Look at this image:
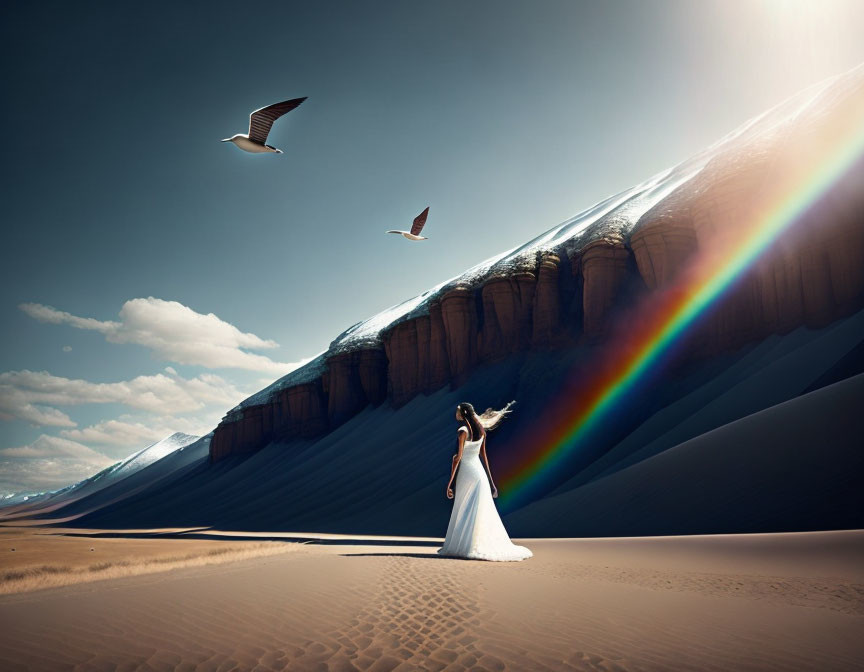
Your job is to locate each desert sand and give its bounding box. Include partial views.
[0,528,862,671]
[0,525,303,595]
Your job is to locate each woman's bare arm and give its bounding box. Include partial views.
[446,428,467,498]
[479,432,498,498]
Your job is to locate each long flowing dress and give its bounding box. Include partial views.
[438,433,532,562]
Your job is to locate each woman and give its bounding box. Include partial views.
[438,401,532,561]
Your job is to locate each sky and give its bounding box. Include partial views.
[2,0,864,496]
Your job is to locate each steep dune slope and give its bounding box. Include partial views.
[506,373,864,537]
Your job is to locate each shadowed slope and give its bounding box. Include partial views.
[507,373,864,537]
[64,311,864,536]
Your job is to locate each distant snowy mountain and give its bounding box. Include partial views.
[0,432,200,517]
[1,491,41,506]
[108,432,200,481]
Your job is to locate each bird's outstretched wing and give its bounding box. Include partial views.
[411,207,430,236]
[248,97,307,144]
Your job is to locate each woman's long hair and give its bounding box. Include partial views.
[458,400,516,439]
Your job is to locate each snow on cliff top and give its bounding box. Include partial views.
[235,64,863,412]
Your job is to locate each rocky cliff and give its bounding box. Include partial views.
[210,64,864,463]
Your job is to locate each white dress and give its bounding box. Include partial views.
[438,431,533,562]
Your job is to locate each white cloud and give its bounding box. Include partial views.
[0,400,75,428]
[0,434,110,462]
[19,303,117,333]
[20,298,310,375]
[0,369,246,426]
[60,413,218,452]
[59,419,180,449]
[5,296,314,495]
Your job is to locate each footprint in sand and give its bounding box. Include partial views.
[322,556,493,671]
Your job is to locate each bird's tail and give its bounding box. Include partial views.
[274,149,283,154]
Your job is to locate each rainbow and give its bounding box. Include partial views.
[499,115,864,509]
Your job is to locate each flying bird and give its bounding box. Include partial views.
[221,97,307,154]
[386,207,430,241]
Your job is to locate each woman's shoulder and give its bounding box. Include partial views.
[457,426,469,435]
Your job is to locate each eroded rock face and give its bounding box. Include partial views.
[531,254,563,346]
[630,203,698,292]
[325,348,389,426]
[209,422,233,463]
[210,403,272,462]
[478,277,514,362]
[326,352,368,427]
[515,272,539,347]
[383,321,422,407]
[426,302,452,393]
[210,379,329,463]
[441,286,479,384]
[580,238,633,339]
[356,349,388,406]
[479,275,532,361]
[413,315,433,396]
[749,115,864,335]
[285,381,327,437]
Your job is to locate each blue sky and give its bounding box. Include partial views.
[2,0,864,495]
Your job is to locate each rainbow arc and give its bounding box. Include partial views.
[499,114,864,508]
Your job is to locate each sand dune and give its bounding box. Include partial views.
[507,371,864,536]
[0,530,861,671]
